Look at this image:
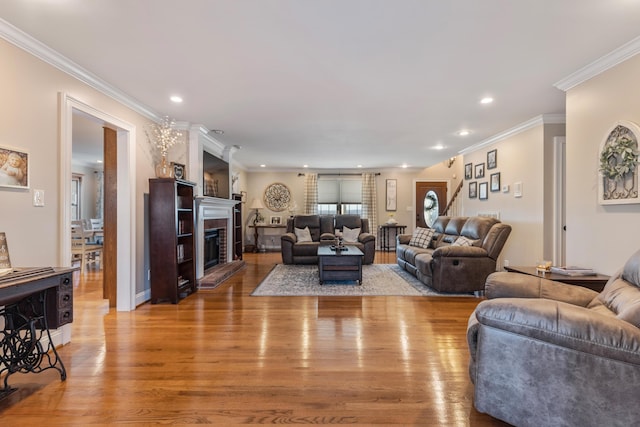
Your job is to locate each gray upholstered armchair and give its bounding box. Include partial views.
[467,250,640,427]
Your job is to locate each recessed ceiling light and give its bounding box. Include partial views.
[457,130,470,136]
[97,160,103,163]
[260,164,266,168]
[170,95,183,103]
[303,164,309,168]
[433,144,445,150]
[402,163,409,169]
[357,164,363,168]
[480,97,494,104]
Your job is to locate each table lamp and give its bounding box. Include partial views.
[250,198,264,225]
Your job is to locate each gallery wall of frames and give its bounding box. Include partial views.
[464,148,511,200]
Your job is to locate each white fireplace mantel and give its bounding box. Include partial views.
[187,124,240,280]
[195,197,239,279]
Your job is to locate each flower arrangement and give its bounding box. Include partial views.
[600,135,639,181]
[145,116,183,160]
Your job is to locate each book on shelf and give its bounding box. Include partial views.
[549,266,596,276]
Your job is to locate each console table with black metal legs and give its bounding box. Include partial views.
[378,224,407,252]
[0,267,74,399]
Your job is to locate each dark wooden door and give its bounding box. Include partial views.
[415,181,447,228]
[103,127,117,307]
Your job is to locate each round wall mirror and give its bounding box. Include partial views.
[424,190,439,227]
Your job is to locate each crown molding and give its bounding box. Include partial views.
[0,18,161,122]
[554,35,640,92]
[459,114,566,155]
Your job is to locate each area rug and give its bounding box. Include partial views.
[251,263,475,297]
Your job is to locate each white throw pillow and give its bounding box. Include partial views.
[342,226,361,243]
[409,227,434,249]
[452,236,474,247]
[294,226,313,243]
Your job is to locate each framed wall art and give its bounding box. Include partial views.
[490,172,501,192]
[479,182,488,200]
[474,163,485,179]
[464,163,473,180]
[487,149,497,169]
[0,146,29,189]
[263,182,292,212]
[386,179,397,211]
[468,181,477,199]
[598,120,640,205]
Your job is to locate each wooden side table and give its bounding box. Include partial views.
[504,266,610,292]
[378,224,407,251]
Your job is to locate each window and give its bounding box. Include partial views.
[71,174,83,220]
[318,178,362,215]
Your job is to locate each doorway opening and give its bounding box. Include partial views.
[60,93,136,312]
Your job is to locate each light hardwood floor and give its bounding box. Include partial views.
[0,251,509,426]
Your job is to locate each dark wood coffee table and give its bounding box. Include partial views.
[317,246,363,285]
[504,266,610,292]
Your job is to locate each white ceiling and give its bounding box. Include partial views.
[3,1,640,171]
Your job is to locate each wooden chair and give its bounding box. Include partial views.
[71,226,103,274]
[90,218,104,244]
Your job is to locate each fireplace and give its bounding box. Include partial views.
[203,228,221,270]
[202,219,228,273]
[196,197,238,279]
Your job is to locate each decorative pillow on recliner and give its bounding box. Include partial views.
[294,226,313,243]
[452,236,475,247]
[342,226,361,243]
[409,227,434,249]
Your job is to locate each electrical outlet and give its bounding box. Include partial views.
[503,259,510,267]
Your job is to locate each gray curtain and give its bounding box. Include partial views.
[361,173,377,232]
[304,173,318,214]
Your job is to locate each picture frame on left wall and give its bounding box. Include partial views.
[0,146,29,189]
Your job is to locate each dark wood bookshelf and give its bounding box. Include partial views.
[149,178,197,303]
[232,193,243,260]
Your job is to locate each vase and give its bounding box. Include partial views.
[155,155,174,178]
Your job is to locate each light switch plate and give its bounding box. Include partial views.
[33,189,45,206]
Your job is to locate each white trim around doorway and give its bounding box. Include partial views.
[59,93,137,312]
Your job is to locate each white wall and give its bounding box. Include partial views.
[462,125,549,267]
[565,53,640,274]
[0,39,155,293]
